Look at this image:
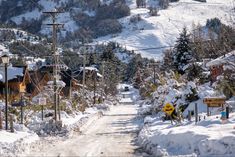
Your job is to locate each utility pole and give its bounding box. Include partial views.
[43,9,63,121]
[5,63,8,130]
[81,48,86,106]
[80,46,99,106]
[69,78,72,99]
[93,70,97,106]
[149,62,157,86]
[101,61,105,101]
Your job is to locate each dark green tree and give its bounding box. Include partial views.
[173,27,193,74]
[126,54,143,82]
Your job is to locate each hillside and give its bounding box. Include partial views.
[96,0,234,59]
[0,0,234,59]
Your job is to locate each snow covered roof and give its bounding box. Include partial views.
[97,72,103,78]
[80,67,98,72]
[26,57,46,71]
[183,62,203,71]
[47,80,66,88]
[0,66,24,83]
[79,67,103,78]
[206,51,235,67]
[0,44,9,56]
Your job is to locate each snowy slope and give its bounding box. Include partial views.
[8,0,234,60]
[10,0,78,36]
[0,28,45,44]
[95,0,234,60]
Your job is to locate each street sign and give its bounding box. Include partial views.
[38,97,47,105]
[207,103,224,107]
[203,97,226,104]
[163,103,175,115]
[204,97,226,116]
[203,97,226,107]
[11,101,26,107]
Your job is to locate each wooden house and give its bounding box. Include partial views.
[27,68,51,97]
[73,66,103,88]
[28,65,75,98]
[0,66,31,100]
[206,51,235,82]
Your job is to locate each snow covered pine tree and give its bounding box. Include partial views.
[173,27,193,74]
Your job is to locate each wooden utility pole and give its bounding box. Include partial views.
[5,63,8,130]
[0,111,2,129]
[80,46,99,106]
[101,61,105,101]
[69,79,71,99]
[93,70,97,105]
[195,103,198,124]
[80,47,86,107]
[149,62,158,85]
[43,9,63,121]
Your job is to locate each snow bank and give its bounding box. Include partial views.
[0,127,39,156]
[138,113,235,156]
[206,50,235,67]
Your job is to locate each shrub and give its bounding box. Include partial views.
[159,0,170,9]
[130,14,141,23]
[96,3,130,20]
[149,6,159,16]
[136,0,146,8]
[93,19,122,37]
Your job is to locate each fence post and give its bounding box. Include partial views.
[41,105,44,121]
[20,105,23,124]
[226,106,229,119]
[188,110,191,121]
[195,103,198,124]
[0,111,2,129]
[207,105,209,116]
[10,114,14,133]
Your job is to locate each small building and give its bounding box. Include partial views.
[73,66,103,84]
[29,65,75,98]
[0,65,31,100]
[206,51,235,82]
[28,66,51,97]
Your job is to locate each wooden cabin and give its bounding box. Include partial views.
[206,51,235,82]
[210,65,224,82]
[0,66,31,101]
[29,65,75,98]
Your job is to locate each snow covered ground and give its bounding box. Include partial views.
[138,112,235,156]
[0,84,142,156]
[0,125,39,156]
[24,104,144,156]
[96,0,234,60]
[117,83,140,103]
[0,101,112,156]
[137,79,235,156]
[19,86,144,156]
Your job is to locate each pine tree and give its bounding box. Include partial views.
[101,46,115,61]
[88,53,95,65]
[136,0,146,8]
[173,27,192,74]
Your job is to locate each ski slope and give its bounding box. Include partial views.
[95,0,234,60]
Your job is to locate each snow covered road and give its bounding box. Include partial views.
[26,104,144,156]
